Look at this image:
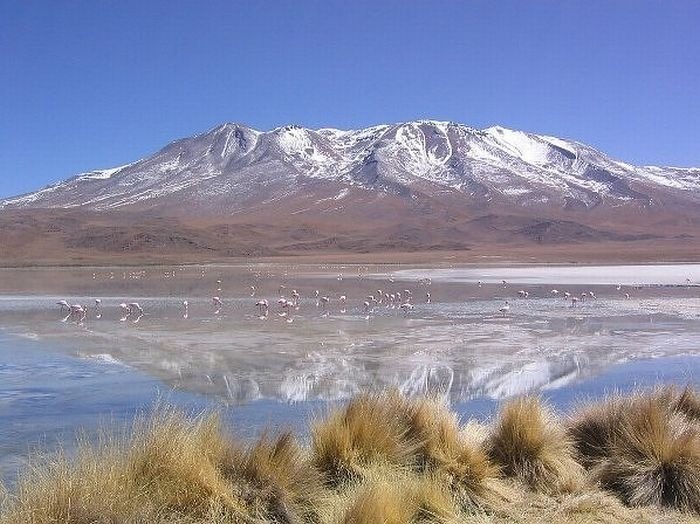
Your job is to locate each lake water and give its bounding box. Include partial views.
[1,263,699,483]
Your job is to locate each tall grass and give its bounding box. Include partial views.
[310,394,501,507]
[485,397,582,494]
[2,389,700,523]
[328,469,461,524]
[569,390,700,513]
[220,432,324,522]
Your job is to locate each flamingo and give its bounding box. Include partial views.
[57,300,70,314]
[498,301,510,316]
[127,302,144,315]
[95,299,102,319]
[119,303,131,321]
[126,302,144,322]
[70,304,87,323]
[256,299,269,318]
[182,300,189,319]
[250,285,256,297]
[278,299,294,322]
[212,296,223,315]
[320,296,330,316]
[478,280,483,288]
[339,295,347,313]
[502,280,507,288]
[425,292,431,304]
[571,296,579,307]
[518,290,528,298]
[277,297,290,316]
[400,302,414,317]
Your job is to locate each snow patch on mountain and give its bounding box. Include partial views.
[77,164,132,181]
[2,120,698,212]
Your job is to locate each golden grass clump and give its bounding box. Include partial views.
[1,440,144,524]
[311,393,421,485]
[486,396,583,494]
[668,386,700,423]
[311,393,500,507]
[126,408,244,518]
[220,431,325,523]
[402,397,501,506]
[330,469,460,524]
[592,397,700,513]
[568,395,628,468]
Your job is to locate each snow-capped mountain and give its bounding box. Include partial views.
[2,120,699,263]
[3,120,699,214]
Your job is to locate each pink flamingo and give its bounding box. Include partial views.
[57,300,70,314]
[256,299,269,318]
[400,302,414,317]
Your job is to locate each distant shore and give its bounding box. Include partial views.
[2,241,700,268]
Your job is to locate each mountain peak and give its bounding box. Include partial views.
[2,120,699,213]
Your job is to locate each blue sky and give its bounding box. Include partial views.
[1,1,698,198]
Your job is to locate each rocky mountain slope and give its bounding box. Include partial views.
[2,120,699,263]
[4,120,700,213]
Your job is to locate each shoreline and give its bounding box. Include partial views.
[3,256,700,270]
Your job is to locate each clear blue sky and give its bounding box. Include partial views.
[1,1,698,198]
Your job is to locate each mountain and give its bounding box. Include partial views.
[4,120,700,213]
[2,120,699,263]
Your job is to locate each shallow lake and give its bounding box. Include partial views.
[1,263,699,483]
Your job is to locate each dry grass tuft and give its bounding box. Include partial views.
[221,431,325,523]
[312,393,501,507]
[486,397,582,494]
[311,393,420,485]
[669,386,700,423]
[593,397,700,513]
[329,469,460,524]
[126,407,243,517]
[568,395,628,468]
[1,441,142,524]
[403,397,502,506]
[0,408,246,524]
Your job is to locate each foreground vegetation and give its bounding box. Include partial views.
[2,388,700,523]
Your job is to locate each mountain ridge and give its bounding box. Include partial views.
[1,119,699,264]
[3,120,699,214]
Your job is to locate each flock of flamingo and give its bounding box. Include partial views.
[54,273,655,325]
